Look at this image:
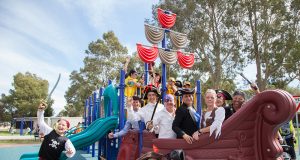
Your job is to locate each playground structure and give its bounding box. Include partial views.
[19,8,297,160]
[118,89,296,159]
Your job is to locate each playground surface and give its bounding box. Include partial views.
[1,134,300,160]
[0,142,99,160]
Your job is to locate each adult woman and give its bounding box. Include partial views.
[192,89,225,140]
[215,89,232,107]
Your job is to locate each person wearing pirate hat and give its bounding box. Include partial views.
[215,89,232,107]
[224,90,246,120]
[138,85,164,130]
[172,88,199,144]
[37,101,76,159]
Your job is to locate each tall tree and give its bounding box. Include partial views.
[154,0,246,89]
[64,31,129,116]
[242,0,300,90]
[1,72,53,120]
[154,0,300,90]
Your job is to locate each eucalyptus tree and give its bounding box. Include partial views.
[241,0,300,90]
[154,0,245,91]
[64,31,128,116]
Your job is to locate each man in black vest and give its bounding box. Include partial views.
[172,88,199,144]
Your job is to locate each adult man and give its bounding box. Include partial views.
[108,96,141,139]
[172,88,199,144]
[224,83,260,120]
[153,94,177,138]
[138,85,164,128]
[224,90,245,120]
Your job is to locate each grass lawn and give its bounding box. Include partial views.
[0,131,13,136]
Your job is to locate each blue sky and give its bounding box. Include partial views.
[1,1,299,116]
[0,0,159,115]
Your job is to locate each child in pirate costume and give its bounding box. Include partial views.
[37,100,75,160]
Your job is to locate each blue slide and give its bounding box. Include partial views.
[19,116,118,160]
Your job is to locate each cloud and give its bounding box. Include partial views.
[0,0,160,116]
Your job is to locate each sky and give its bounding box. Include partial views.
[1,1,299,116]
[0,0,159,115]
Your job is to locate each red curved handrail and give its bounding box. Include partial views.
[157,8,176,28]
[137,43,158,63]
[177,51,195,69]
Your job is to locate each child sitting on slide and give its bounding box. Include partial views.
[37,100,76,159]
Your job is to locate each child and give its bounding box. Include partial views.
[37,101,76,159]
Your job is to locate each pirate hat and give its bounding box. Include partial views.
[143,85,160,99]
[175,88,195,96]
[215,89,232,100]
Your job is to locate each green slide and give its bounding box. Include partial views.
[19,116,118,160]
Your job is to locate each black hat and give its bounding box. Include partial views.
[175,80,182,88]
[233,90,245,99]
[143,85,160,99]
[175,88,195,96]
[215,89,232,100]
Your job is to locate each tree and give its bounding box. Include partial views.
[153,0,246,89]
[0,72,53,121]
[241,0,300,90]
[154,0,300,91]
[64,31,129,116]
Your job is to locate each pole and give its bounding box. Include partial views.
[144,63,148,85]
[161,29,168,101]
[20,118,24,136]
[98,87,104,158]
[119,70,125,130]
[30,118,33,135]
[296,112,300,155]
[87,96,92,154]
[106,80,112,160]
[92,92,97,157]
[196,80,202,120]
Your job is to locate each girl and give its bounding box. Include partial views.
[37,101,76,159]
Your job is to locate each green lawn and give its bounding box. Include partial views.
[0,131,13,136]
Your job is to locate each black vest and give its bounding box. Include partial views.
[39,130,68,160]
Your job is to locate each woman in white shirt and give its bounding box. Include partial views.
[153,94,177,138]
[192,89,225,140]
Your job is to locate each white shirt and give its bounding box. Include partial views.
[37,110,76,158]
[153,108,176,138]
[138,102,164,123]
[202,107,225,138]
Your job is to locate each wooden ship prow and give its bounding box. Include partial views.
[117,90,296,160]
